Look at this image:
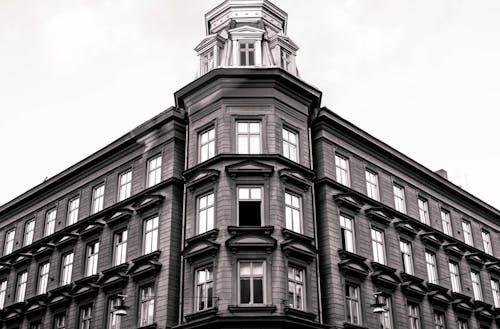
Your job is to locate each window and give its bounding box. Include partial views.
[491,279,500,308]
[335,154,350,187]
[16,271,28,302]
[238,187,262,226]
[0,279,6,309]
[60,252,74,286]
[378,295,392,329]
[281,49,292,71]
[92,184,105,214]
[282,128,298,162]
[393,184,406,214]
[287,266,304,310]
[201,50,214,74]
[449,261,461,293]
[80,305,92,329]
[199,128,215,162]
[371,228,386,264]
[457,319,468,329]
[345,283,361,325]
[118,170,132,201]
[471,271,483,301]
[482,230,493,255]
[418,198,430,225]
[147,155,162,187]
[198,193,215,234]
[237,122,260,154]
[340,214,355,253]
[400,240,414,275]
[440,209,452,236]
[365,170,379,201]
[45,208,57,236]
[3,229,15,255]
[23,219,35,246]
[285,192,301,233]
[425,251,439,284]
[86,241,99,276]
[38,262,50,294]
[108,297,123,329]
[139,285,155,327]
[239,261,264,304]
[434,311,446,329]
[408,303,421,329]
[239,41,255,66]
[113,230,128,266]
[462,220,473,246]
[54,313,66,329]
[30,321,42,329]
[67,196,80,225]
[143,217,159,254]
[196,267,213,311]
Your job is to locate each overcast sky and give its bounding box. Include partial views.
[1,0,499,209]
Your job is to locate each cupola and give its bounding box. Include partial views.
[195,0,299,77]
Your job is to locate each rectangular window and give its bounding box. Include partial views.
[143,217,159,254]
[54,313,66,329]
[198,193,215,234]
[408,303,421,329]
[16,271,28,302]
[92,184,105,214]
[4,229,15,255]
[462,220,473,246]
[345,283,361,325]
[0,279,7,309]
[457,319,468,329]
[80,305,92,329]
[30,321,42,329]
[371,228,386,265]
[199,128,216,162]
[113,230,128,266]
[38,262,50,295]
[491,279,500,308]
[335,154,350,187]
[287,266,305,310]
[418,198,430,225]
[200,50,214,74]
[378,295,392,329]
[434,311,446,329]
[86,241,99,277]
[239,42,255,66]
[239,261,264,304]
[340,214,355,253]
[196,267,214,311]
[482,230,493,255]
[285,192,301,233]
[441,209,452,235]
[365,170,380,201]
[237,122,261,154]
[45,208,57,236]
[147,155,162,187]
[282,128,298,162]
[108,297,123,329]
[67,196,80,225]
[425,251,439,284]
[139,285,155,327]
[393,184,406,214]
[23,219,35,246]
[118,170,132,202]
[471,271,483,301]
[238,187,262,226]
[400,240,414,275]
[60,252,74,286]
[449,261,461,293]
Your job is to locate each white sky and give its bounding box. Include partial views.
[1,0,499,209]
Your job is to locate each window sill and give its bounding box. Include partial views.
[184,307,218,322]
[283,306,316,320]
[343,323,369,329]
[227,305,276,314]
[138,323,157,329]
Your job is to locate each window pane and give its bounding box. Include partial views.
[240,279,250,303]
[253,279,263,303]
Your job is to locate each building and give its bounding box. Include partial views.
[0,1,500,329]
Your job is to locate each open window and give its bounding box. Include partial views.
[238,187,262,226]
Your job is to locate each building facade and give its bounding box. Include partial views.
[0,1,500,329]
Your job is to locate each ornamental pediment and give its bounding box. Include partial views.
[279,169,312,191]
[281,240,316,262]
[226,160,274,177]
[366,207,393,226]
[226,233,277,252]
[195,34,225,53]
[133,194,164,213]
[333,193,363,212]
[186,169,220,191]
[183,239,220,263]
[228,25,265,36]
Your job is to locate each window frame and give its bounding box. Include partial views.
[462,220,474,246]
[407,303,421,329]
[3,228,15,255]
[23,219,36,246]
[199,127,216,163]
[470,270,483,301]
[425,250,439,284]
[491,278,500,308]
[449,261,461,293]
[284,191,302,234]
[197,192,215,235]
[237,186,263,226]
[85,241,100,277]
[67,196,80,225]
[417,197,430,225]
[79,304,93,329]
[113,229,128,266]
[118,169,132,202]
[339,214,355,253]
[400,239,414,275]
[53,312,66,329]
[195,266,214,312]
[37,261,50,295]
[433,310,446,329]
[16,270,28,303]
[138,284,155,327]
[108,296,123,329]
[60,251,74,286]
[371,227,386,265]
[378,295,393,329]
[147,154,162,188]
[143,216,159,255]
[282,127,298,162]
[238,260,265,305]
[200,49,215,74]
[482,230,493,255]
[334,153,350,187]
[287,265,305,311]
[393,184,406,214]
[345,283,361,325]
[440,209,452,236]
[44,208,57,237]
[91,183,105,214]
[365,169,380,201]
[239,41,255,66]
[236,121,261,154]
[0,279,7,309]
